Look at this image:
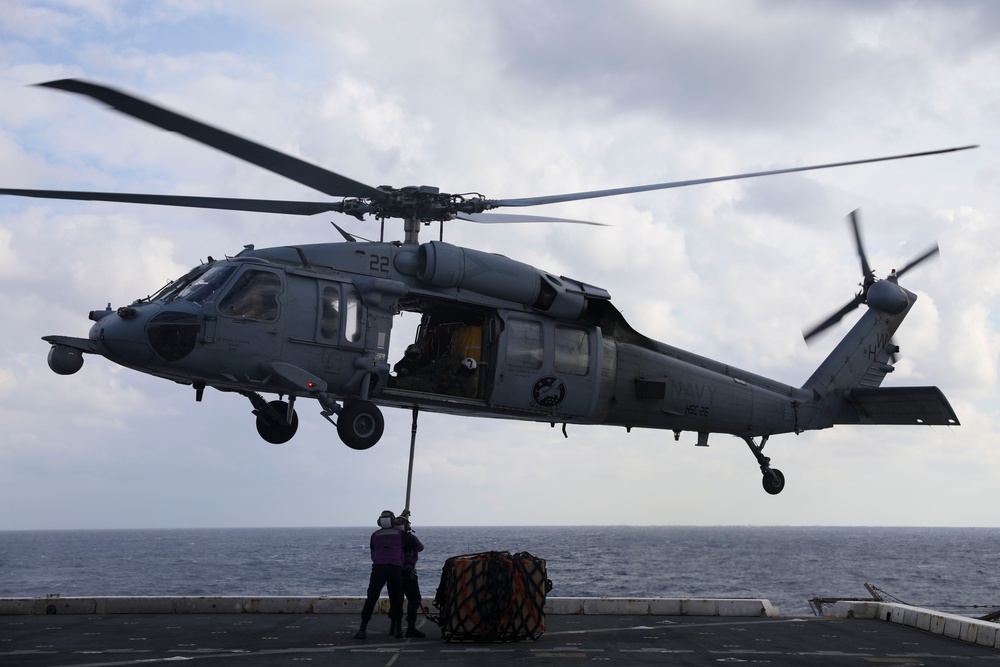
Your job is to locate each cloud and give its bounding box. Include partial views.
[0,0,997,529]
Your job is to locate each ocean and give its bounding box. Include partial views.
[2,526,998,617]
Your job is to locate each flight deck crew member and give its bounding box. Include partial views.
[395,512,426,638]
[355,510,405,640]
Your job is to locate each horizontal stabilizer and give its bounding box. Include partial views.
[845,387,959,426]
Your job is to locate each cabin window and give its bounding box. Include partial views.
[344,286,363,343]
[555,326,589,375]
[320,284,363,343]
[219,269,282,321]
[321,286,341,339]
[506,319,543,369]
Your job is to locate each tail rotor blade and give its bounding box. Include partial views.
[849,209,874,285]
[895,243,940,279]
[803,294,865,342]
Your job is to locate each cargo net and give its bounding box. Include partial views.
[432,551,552,642]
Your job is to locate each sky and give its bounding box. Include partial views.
[0,0,997,529]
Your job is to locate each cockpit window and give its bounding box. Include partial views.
[146,264,210,303]
[176,265,237,305]
[219,270,282,321]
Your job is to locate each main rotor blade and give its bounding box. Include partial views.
[894,243,940,278]
[37,79,384,201]
[0,188,341,215]
[491,145,979,209]
[457,212,608,226]
[848,209,874,285]
[803,294,865,342]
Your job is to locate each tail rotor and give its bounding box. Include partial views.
[803,209,940,343]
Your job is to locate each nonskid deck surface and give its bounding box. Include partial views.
[3,612,998,666]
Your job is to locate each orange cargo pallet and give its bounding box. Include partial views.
[433,551,550,642]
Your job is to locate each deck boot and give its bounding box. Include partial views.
[406,623,425,639]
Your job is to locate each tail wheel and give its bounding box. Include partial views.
[337,400,384,450]
[255,400,298,444]
[762,468,785,495]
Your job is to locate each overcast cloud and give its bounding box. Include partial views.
[0,0,996,529]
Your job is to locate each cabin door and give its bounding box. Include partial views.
[280,276,369,386]
[489,313,600,417]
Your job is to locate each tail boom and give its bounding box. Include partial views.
[799,287,958,428]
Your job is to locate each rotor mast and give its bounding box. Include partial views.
[403,215,421,245]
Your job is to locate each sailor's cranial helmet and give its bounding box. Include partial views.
[377,509,395,528]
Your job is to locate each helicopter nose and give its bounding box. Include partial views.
[146,309,200,361]
[89,304,158,366]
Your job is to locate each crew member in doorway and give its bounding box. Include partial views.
[411,356,478,396]
[355,510,405,639]
[390,344,433,390]
[394,344,429,378]
[454,357,478,397]
[392,351,478,398]
[395,511,426,638]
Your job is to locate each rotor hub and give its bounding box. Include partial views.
[338,185,492,224]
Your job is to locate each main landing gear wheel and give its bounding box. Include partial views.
[337,400,384,450]
[762,468,785,495]
[255,400,298,444]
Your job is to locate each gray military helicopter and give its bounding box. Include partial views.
[3,80,969,495]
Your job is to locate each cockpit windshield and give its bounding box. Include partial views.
[175,264,238,305]
[145,264,211,303]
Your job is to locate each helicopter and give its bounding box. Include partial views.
[2,79,969,495]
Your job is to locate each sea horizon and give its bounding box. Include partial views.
[4,523,998,532]
[4,526,998,616]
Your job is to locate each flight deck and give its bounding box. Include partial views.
[2,596,998,666]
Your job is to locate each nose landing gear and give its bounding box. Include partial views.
[246,392,299,444]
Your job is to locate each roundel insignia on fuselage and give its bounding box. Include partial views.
[532,376,566,408]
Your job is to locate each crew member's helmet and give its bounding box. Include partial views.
[404,344,421,359]
[461,357,477,373]
[377,510,395,528]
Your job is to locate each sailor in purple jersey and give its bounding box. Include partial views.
[395,512,426,638]
[355,510,405,639]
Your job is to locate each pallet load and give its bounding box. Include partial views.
[432,551,550,642]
